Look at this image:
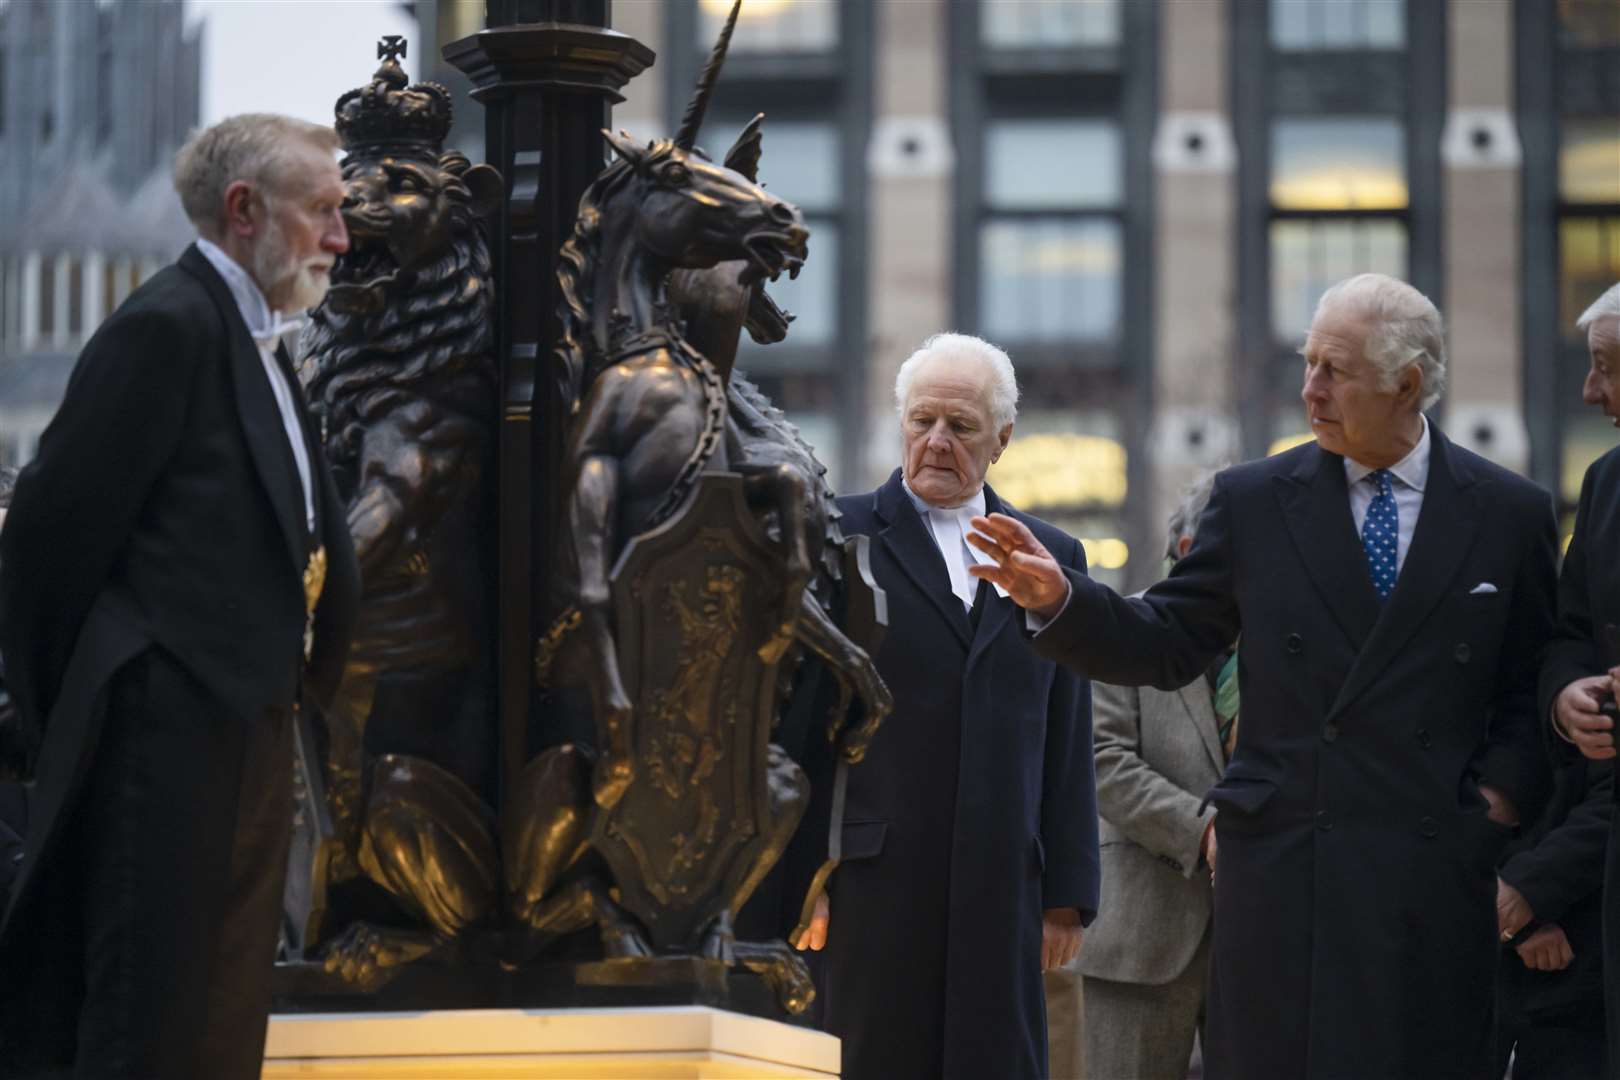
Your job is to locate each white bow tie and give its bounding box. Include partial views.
[251,313,306,349]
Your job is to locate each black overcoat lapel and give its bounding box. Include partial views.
[1328,428,1483,719]
[1273,443,1380,652]
[179,245,308,576]
[874,472,972,650]
[965,485,1016,672]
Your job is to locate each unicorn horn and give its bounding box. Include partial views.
[674,0,742,152]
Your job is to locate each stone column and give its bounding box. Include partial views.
[1148,0,1239,541]
[1441,0,1525,472]
[444,2,653,803]
[862,0,952,487]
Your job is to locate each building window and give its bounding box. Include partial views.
[697,0,837,53]
[38,255,55,338]
[953,0,1153,587]
[67,257,83,337]
[980,0,1120,49]
[667,0,870,492]
[1270,0,1405,51]
[980,118,1122,346]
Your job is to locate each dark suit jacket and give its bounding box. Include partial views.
[1033,431,1556,1080]
[820,471,1099,1080]
[0,244,358,1053]
[1538,443,1620,1075]
[1497,757,1608,1028]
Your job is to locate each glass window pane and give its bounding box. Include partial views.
[1271,0,1406,49]
[698,0,837,53]
[1270,218,1408,341]
[980,217,1121,344]
[1558,0,1620,48]
[1560,117,1620,204]
[712,118,839,213]
[741,222,838,351]
[986,119,1120,209]
[1271,118,1407,210]
[1560,217,1620,334]
[980,0,1121,48]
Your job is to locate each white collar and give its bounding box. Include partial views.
[902,479,987,521]
[195,237,305,346]
[1344,413,1430,493]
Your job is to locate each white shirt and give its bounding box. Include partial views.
[903,481,1009,611]
[195,238,316,532]
[1343,414,1430,576]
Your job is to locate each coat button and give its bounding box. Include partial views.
[1316,810,1334,831]
[1322,722,1339,743]
[1420,815,1439,838]
[1287,633,1303,654]
[1417,728,1432,748]
[1454,643,1471,664]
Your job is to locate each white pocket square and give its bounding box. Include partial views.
[1468,582,1499,595]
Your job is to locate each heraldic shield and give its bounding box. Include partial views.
[598,472,802,951]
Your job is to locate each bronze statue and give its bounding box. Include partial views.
[277,12,886,1016]
[521,1,889,1012]
[290,37,505,980]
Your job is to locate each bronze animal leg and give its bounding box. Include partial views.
[726,742,809,916]
[740,462,811,663]
[503,743,595,916]
[322,658,380,883]
[792,592,894,763]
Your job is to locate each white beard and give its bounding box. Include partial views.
[250,211,330,314]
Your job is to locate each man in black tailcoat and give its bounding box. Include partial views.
[0,114,359,1079]
[1536,281,1620,1078]
[796,332,1099,1080]
[970,274,1558,1080]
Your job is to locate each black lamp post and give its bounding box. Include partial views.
[443,4,653,810]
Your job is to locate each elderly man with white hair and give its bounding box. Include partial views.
[0,114,360,1078]
[1536,281,1620,1078]
[970,273,1558,1079]
[796,332,1099,1080]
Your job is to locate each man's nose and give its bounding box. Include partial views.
[926,423,953,450]
[1583,370,1604,406]
[325,209,350,254]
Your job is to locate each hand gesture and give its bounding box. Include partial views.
[1496,876,1534,942]
[1515,924,1574,972]
[965,513,1071,620]
[1556,675,1615,760]
[1041,907,1083,972]
[794,891,829,952]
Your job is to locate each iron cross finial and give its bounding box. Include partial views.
[378,36,407,63]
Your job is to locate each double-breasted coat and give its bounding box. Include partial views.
[821,471,1100,1080]
[1034,431,1556,1080]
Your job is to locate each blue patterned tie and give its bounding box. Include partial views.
[1361,469,1398,601]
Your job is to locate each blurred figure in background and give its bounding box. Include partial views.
[1064,469,1230,1080]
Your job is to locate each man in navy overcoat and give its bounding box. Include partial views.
[971,275,1557,1080]
[798,332,1100,1080]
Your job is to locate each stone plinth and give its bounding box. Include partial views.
[262,1004,840,1079]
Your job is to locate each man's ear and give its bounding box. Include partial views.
[992,422,1014,462]
[222,180,257,238]
[1399,364,1423,407]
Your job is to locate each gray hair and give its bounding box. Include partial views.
[1577,283,1620,333]
[173,114,339,238]
[0,466,16,510]
[1314,273,1448,411]
[1165,468,1220,561]
[893,332,1019,430]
